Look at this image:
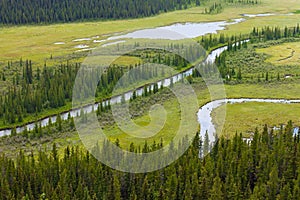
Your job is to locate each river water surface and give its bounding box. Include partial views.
[1,15,298,138]
[0,44,229,137]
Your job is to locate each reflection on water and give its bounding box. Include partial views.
[107,19,245,41]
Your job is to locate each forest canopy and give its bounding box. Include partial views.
[0,0,201,25]
[0,123,299,199]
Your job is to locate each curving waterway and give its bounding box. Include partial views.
[1,14,298,138]
[198,99,300,147]
[1,45,300,145]
[2,40,300,141]
[0,43,228,137]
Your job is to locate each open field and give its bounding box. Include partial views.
[212,102,300,137]
[92,98,186,148]
[257,41,300,66]
[223,14,300,36]
[192,80,300,102]
[0,0,300,65]
[210,82,300,137]
[224,81,300,99]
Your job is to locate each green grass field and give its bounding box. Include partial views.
[212,102,300,137]
[210,82,300,137]
[90,98,185,148]
[257,41,300,66]
[0,0,300,65]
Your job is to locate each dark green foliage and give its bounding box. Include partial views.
[250,24,300,42]
[205,2,223,14]
[0,62,80,124]
[0,0,201,25]
[204,0,258,14]
[237,67,242,80]
[0,123,299,199]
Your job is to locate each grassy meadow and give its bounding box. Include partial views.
[212,102,300,137]
[257,41,300,66]
[0,0,300,65]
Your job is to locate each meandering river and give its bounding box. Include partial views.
[1,15,298,140]
[0,40,230,137]
[2,41,299,142]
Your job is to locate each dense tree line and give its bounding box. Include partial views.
[250,24,300,42]
[0,0,202,25]
[199,24,300,52]
[204,2,223,14]
[198,33,248,50]
[0,59,162,125]
[0,121,299,199]
[1,81,174,143]
[0,61,79,124]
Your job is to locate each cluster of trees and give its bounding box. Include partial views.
[0,61,79,124]
[251,24,300,42]
[215,40,247,81]
[199,23,300,53]
[205,2,223,14]
[0,59,128,125]
[212,24,300,82]
[0,121,299,199]
[216,45,289,83]
[198,33,248,50]
[74,63,170,102]
[0,0,202,25]
[143,51,189,70]
[11,78,171,140]
[203,0,259,15]
[192,34,247,81]
[192,62,222,80]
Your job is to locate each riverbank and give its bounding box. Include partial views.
[0,39,227,135]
